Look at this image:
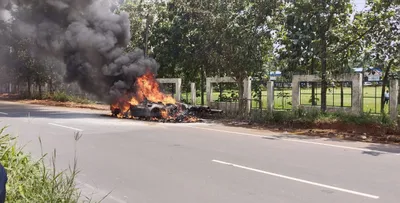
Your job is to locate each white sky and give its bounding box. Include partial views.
[354,0,366,11]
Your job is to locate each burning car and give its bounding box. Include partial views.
[111,100,222,122]
[109,71,222,122]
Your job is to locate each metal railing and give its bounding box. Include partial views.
[273,82,292,110]
[362,81,389,114]
[300,81,352,108]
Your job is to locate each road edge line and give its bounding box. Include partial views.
[212,159,380,199]
[48,123,83,132]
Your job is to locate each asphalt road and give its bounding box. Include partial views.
[0,101,400,203]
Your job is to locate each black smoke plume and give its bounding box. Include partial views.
[0,0,158,103]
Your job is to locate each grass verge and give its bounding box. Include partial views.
[250,107,395,129]
[0,127,95,202]
[219,107,400,144]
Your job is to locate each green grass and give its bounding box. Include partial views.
[181,86,390,114]
[249,107,395,128]
[18,91,93,105]
[49,92,92,104]
[0,127,98,203]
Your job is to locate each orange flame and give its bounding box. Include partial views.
[136,72,176,105]
[110,71,176,117]
[160,109,168,119]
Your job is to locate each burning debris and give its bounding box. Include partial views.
[110,71,222,123]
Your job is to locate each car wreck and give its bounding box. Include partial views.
[111,99,223,122]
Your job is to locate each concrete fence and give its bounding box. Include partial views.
[190,74,400,122]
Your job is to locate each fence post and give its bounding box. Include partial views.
[292,75,300,110]
[390,79,398,121]
[175,78,182,101]
[206,78,212,107]
[267,81,274,112]
[351,73,363,115]
[190,83,196,105]
[243,77,252,113]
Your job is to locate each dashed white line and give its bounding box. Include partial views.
[212,160,380,199]
[189,126,399,155]
[0,112,8,115]
[48,123,83,132]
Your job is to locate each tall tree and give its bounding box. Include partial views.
[279,0,362,112]
[363,0,399,113]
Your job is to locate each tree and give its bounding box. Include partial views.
[363,1,399,113]
[150,0,280,110]
[279,0,366,112]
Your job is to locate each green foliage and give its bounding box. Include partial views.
[150,0,281,107]
[0,127,94,202]
[250,107,395,128]
[334,111,394,126]
[41,92,92,104]
[52,91,70,102]
[215,91,239,102]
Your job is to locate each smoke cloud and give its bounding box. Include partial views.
[0,0,159,103]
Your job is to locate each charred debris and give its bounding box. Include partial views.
[111,100,223,123]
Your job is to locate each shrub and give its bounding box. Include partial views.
[52,91,71,102]
[249,108,396,129]
[69,96,92,104]
[0,127,96,202]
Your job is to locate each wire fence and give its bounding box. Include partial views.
[299,81,352,108]
[362,81,389,114]
[164,78,394,116]
[273,82,292,110]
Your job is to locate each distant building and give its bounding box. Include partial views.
[353,67,382,82]
[269,71,281,81]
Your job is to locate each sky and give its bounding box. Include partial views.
[354,0,367,11]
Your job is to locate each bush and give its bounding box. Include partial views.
[334,111,395,127]
[69,96,92,104]
[0,127,94,202]
[249,108,396,128]
[52,91,71,102]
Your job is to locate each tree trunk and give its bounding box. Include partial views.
[320,32,328,112]
[361,56,366,108]
[237,79,245,116]
[380,60,393,113]
[27,77,32,99]
[200,66,205,105]
[144,14,150,57]
[311,57,316,105]
[219,83,223,100]
[49,78,54,94]
[38,84,42,99]
[258,85,262,110]
[340,82,344,107]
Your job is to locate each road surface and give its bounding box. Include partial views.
[0,101,400,203]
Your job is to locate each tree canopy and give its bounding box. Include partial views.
[0,0,398,112]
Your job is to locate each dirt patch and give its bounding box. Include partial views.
[18,99,109,110]
[218,119,400,145]
[0,93,20,100]
[0,93,108,110]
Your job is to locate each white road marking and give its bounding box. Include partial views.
[0,112,8,115]
[190,126,399,155]
[282,139,399,155]
[48,123,83,132]
[212,160,380,199]
[188,126,276,139]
